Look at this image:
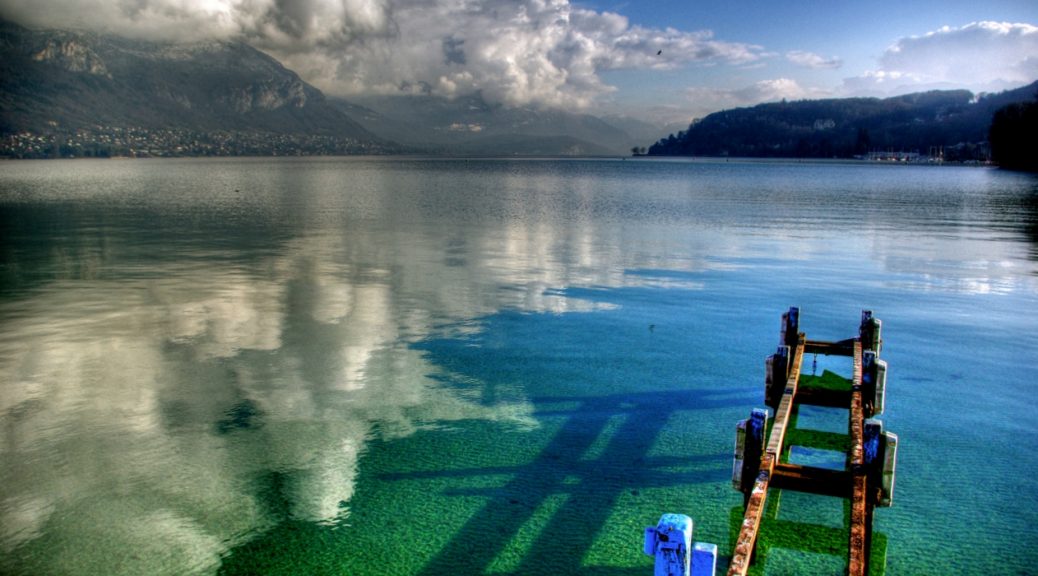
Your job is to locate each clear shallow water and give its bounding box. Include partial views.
[1,157,1036,575]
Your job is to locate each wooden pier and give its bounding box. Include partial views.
[729,308,897,576]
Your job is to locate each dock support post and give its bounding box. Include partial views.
[781,306,800,348]
[860,310,882,354]
[765,346,789,411]
[861,350,887,417]
[733,409,768,507]
[692,542,718,576]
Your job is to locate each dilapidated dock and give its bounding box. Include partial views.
[728,308,897,576]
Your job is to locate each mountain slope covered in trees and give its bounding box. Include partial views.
[990,98,1038,171]
[647,82,1038,160]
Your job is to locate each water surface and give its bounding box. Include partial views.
[1,157,1037,575]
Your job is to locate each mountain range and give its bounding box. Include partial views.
[0,18,391,155]
[2,18,1035,160]
[0,19,654,157]
[332,93,663,157]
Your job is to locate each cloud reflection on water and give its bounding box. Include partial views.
[0,229,570,574]
[0,161,671,573]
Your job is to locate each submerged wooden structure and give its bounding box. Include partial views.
[728,308,897,576]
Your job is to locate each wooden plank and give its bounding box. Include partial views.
[849,341,864,467]
[727,457,773,576]
[765,334,805,457]
[848,340,869,576]
[795,386,851,408]
[771,463,851,498]
[728,334,805,576]
[849,474,869,576]
[804,338,856,356]
[766,393,795,458]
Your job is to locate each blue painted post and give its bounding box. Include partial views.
[863,419,882,471]
[862,351,877,417]
[691,542,718,576]
[644,515,718,576]
[863,418,898,507]
[644,513,693,576]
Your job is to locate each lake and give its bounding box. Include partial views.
[1,157,1037,575]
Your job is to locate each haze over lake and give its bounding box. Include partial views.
[1,157,1037,575]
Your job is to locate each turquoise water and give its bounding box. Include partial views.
[1,157,1036,575]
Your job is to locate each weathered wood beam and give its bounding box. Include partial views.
[804,338,856,356]
[765,334,805,458]
[728,334,805,576]
[771,463,851,498]
[794,386,851,408]
[848,341,870,576]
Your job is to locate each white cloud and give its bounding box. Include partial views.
[2,0,766,110]
[843,21,1038,95]
[786,50,842,69]
[684,78,831,117]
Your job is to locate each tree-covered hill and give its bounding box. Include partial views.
[647,81,1038,161]
[989,98,1038,171]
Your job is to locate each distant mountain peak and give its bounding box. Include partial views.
[0,19,393,156]
[0,18,671,157]
[30,36,111,78]
[335,90,658,156]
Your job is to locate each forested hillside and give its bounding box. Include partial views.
[989,98,1038,171]
[647,81,1038,161]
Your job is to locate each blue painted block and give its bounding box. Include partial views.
[863,419,882,466]
[691,542,718,576]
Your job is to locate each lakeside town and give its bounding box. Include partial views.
[2,125,995,163]
[1,126,393,159]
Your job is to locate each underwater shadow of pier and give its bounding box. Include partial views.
[215,387,746,576]
[396,387,743,576]
[219,286,765,575]
[398,287,762,574]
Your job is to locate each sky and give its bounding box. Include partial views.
[2,0,1037,125]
